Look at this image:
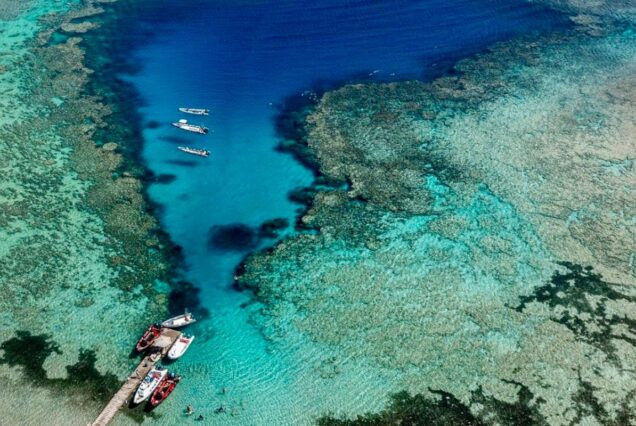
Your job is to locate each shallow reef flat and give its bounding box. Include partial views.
[239,2,636,424]
[0,0,171,423]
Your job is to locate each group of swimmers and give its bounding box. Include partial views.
[185,404,204,421]
[186,402,227,420]
[185,386,229,420]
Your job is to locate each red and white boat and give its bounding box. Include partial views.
[135,324,162,352]
[134,366,167,404]
[168,334,195,360]
[149,372,181,407]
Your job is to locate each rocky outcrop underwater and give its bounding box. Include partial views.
[238,0,636,424]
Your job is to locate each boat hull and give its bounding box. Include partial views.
[149,376,180,407]
[168,335,195,360]
[171,122,208,134]
[162,313,197,328]
[135,325,162,352]
[134,368,167,405]
[177,146,210,157]
[179,107,209,115]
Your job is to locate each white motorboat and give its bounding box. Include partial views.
[133,366,167,404]
[177,146,210,157]
[162,311,196,328]
[172,119,208,134]
[179,107,209,116]
[168,334,195,360]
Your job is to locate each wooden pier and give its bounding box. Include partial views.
[91,328,181,426]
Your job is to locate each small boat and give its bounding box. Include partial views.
[172,119,208,134]
[179,107,209,116]
[135,324,162,352]
[162,311,196,328]
[168,334,195,360]
[149,372,181,407]
[133,366,167,404]
[177,146,210,157]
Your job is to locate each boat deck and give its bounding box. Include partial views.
[91,328,181,426]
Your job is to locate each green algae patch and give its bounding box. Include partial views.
[239,6,636,425]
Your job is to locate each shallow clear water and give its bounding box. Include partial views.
[121,1,568,423]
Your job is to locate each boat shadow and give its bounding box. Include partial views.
[158,135,191,144]
[164,159,199,167]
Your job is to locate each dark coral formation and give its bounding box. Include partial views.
[258,218,289,239]
[0,331,120,403]
[319,383,548,426]
[168,280,209,319]
[318,391,483,426]
[0,331,62,381]
[208,224,259,251]
[514,262,636,364]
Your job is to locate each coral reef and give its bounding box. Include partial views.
[239,4,636,424]
[0,0,179,421]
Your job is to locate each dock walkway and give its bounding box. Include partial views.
[91,328,181,426]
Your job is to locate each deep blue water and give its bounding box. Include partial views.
[127,0,567,299]
[121,0,568,423]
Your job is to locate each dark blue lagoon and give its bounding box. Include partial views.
[122,0,568,423]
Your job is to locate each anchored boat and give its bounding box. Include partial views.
[177,146,210,157]
[134,366,167,404]
[149,372,181,407]
[162,311,196,328]
[135,324,162,352]
[172,119,208,134]
[168,334,195,360]
[179,107,209,116]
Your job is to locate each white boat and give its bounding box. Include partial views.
[177,146,210,157]
[168,334,195,360]
[162,311,196,328]
[179,107,209,116]
[133,366,167,404]
[172,119,209,134]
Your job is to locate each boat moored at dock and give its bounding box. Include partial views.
[172,119,209,134]
[149,373,181,407]
[135,324,162,352]
[133,366,167,404]
[162,311,197,328]
[177,146,210,157]
[179,107,209,115]
[168,334,195,360]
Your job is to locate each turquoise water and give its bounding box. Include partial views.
[3,0,636,424]
[119,0,568,423]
